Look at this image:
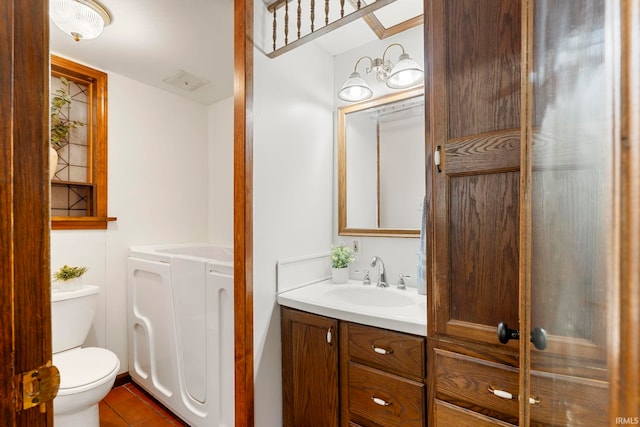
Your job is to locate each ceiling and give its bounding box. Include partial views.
[50,0,421,105]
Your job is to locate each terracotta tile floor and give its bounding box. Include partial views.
[99,382,189,427]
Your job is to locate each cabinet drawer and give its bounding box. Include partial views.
[348,323,425,379]
[435,399,516,427]
[435,349,610,426]
[348,362,425,427]
[434,349,519,424]
[530,370,608,426]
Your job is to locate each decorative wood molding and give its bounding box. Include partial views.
[346,0,422,40]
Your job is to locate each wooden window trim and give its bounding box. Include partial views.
[50,55,115,230]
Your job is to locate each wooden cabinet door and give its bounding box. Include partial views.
[428,0,522,347]
[526,0,611,365]
[518,0,615,423]
[281,307,339,427]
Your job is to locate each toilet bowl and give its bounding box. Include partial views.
[51,285,120,427]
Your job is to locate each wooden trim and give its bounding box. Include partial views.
[113,373,132,388]
[519,1,533,425]
[344,0,423,40]
[50,55,111,230]
[0,0,16,423]
[615,0,640,420]
[50,216,117,230]
[423,0,436,340]
[235,0,254,423]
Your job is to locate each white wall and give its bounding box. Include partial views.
[208,96,235,246]
[51,66,210,374]
[252,41,335,426]
[333,26,425,288]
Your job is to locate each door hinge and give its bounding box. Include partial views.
[15,362,60,413]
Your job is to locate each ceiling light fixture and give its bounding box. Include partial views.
[50,0,112,42]
[338,43,424,103]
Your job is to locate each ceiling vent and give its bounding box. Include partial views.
[163,70,209,92]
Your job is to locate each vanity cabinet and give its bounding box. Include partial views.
[280,307,427,427]
[425,0,616,425]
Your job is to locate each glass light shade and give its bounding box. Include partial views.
[50,0,111,42]
[386,54,424,89]
[338,72,374,102]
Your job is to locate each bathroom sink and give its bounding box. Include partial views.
[324,286,414,308]
[277,280,427,336]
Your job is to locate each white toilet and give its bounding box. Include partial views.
[51,284,120,427]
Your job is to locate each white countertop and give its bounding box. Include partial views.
[277,280,427,336]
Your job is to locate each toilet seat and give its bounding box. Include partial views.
[54,347,119,395]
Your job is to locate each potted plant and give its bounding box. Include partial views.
[49,77,85,179]
[53,265,88,291]
[330,244,355,284]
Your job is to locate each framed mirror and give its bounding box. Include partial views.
[338,86,425,237]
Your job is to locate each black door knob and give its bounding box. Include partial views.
[497,323,548,351]
[497,322,520,344]
[530,327,548,350]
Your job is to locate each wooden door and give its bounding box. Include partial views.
[429,0,522,347]
[518,0,616,424]
[281,308,339,427]
[0,0,54,425]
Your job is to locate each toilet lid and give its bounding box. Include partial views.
[54,347,119,389]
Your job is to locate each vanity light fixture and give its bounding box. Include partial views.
[338,43,424,102]
[50,0,112,42]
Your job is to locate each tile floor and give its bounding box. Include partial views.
[99,382,189,426]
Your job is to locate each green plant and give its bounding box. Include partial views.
[50,77,85,149]
[330,244,355,269]
[53,265,88,281]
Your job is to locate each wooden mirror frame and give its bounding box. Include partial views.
[337,85,424,237]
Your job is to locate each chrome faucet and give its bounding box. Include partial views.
[370,256,388,287]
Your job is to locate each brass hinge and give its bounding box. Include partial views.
[15,362,60,413]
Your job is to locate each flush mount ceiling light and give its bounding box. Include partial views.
[50,0,112,42]
[338,43,424,102]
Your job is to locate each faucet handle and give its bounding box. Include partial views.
[362,270,372,286]
[397,274,410,290]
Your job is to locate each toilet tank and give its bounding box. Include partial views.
[51,285,99,353]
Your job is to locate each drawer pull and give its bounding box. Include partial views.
[327,328,332,344]
[371,396,392,406]
[488,385,515,400]
[488,386,541,405]
[372,345,393,355]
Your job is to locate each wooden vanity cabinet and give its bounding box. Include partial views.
[281,307,427,427]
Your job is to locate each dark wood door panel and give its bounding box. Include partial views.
[430,0,521,344]
[444,0,521,139]
[448,171,520,328]
[281,308,339,427]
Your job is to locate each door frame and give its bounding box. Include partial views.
[234,0,254,425]
[0,0,53,425]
